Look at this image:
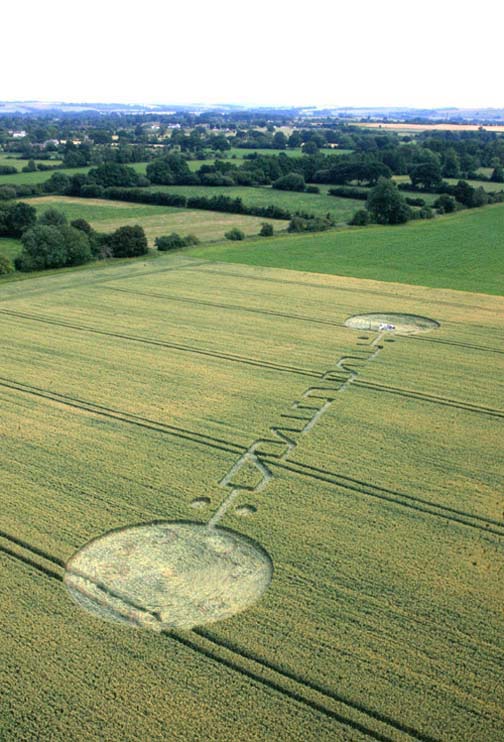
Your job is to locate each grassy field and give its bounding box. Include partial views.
[25,196,285,244]
[0,165,91,187]
[188,203,504,295]
[225,147,352,159]
[0,237,22,261]
[142,184,362,222]
[0,254,503,740]
[0,154,63,170]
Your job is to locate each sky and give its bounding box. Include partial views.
[2,0,502,108]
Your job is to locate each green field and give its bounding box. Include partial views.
[1,254,503,740]
[225,147,352,159]
[0,237,22,261]
[26,196,285,244]
[188,203,504,295]
[0,165,91,187]
[0,154,63,170]
[142,184,362,222]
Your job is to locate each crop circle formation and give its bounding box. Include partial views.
[345,312,439,334]
[64,521,273,631]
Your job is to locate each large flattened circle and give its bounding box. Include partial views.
[345,312,439,334]
[64,522,273,631]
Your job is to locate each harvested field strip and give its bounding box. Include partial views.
[265,459,504,537]
[1,539,430,742]
[0,308,320,379]
[102,286,345,328]
[0,376,245,455]
[352,379,504,419]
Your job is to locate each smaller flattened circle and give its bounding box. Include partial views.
[190,497,211,509]
[345,312,439,335]
[235,505,257,517]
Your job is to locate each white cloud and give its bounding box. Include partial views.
[1,0,502,108]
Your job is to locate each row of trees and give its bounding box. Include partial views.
[349,175,503,227]
[11,207,149,272]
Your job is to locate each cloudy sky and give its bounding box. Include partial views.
[2,0,501,108]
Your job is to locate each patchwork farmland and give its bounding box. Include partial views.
[1,253,503,740]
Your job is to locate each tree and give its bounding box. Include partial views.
[146,154,193,185]
[408,161,443,189]
[22,159,37,173]
[224,228,245,241]
[273,172,305,191]
[259,222,274,237]
[108,225,148,257]
[0,255,14,274]
[453,180,475,207]
[433,194,456,213]
[366,178,411,225]
[43,172,71,194]
[38,208,68,227]
[272,131,287,150]
[442,149,461,178]
[16,224,91,271]
[0,202,37,237]
[349,209,370,226]
[288,131,303,148]
[491,166,504,183]
[302,141,319,156]
[155,233,186,250]
[88,163,140,188]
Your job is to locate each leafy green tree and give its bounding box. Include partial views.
[259,222,274,237]
[453,180,475,207]
[38,208,68,227]
[441,149,461,178]
[350,209,370,226]
[491,166,504,183]
[288,131,303,148]
[408,161,443,189]
[433,194,456,213]
[0,185,17,201]
[273,172,305,191]
[22,159,37,173]
[146,155,194,185]
[155,233,186,250]
[272,132,287,150]
[0,202,37,237]
[302,141,319,156]
[43,172,71,194]
[16,224,90,271]
[108,225,148,257]
[88,163,140,188]
[366,178,411,225]
[0,255,14,274]
[224,228,245,241]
